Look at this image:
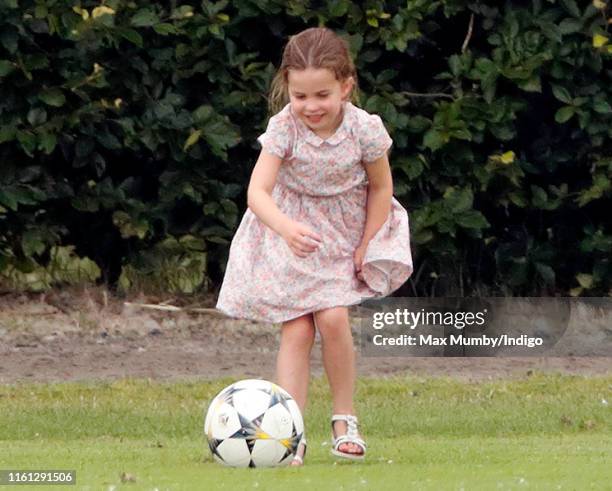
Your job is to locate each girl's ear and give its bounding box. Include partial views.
[342,76,355,100]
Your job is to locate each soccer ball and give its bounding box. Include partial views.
[204,379,304,467]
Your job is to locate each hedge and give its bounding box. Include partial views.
[0,0,610,297]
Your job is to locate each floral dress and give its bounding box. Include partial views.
[215,101,413,323]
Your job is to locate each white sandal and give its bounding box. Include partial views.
[330,414,366,461]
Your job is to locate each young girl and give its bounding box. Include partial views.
[216,27,413,465]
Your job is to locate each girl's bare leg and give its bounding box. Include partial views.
[275,313,316,465]
[313,306,362,455]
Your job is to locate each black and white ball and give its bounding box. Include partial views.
[204,379,304,467]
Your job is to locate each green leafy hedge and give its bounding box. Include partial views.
[0,0,610,296]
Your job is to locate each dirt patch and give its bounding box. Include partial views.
[0,289,610,384]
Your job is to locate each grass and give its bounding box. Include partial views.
[0,373,611,490]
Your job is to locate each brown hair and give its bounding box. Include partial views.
[267,27,361,116]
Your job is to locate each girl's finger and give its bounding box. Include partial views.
[304,232,322,243]
[295,245,311,256]
[303,235,321,247]
[300,238,319,250]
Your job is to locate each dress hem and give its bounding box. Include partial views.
[215,299,366,325]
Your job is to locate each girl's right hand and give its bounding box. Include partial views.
[280,220,323,258]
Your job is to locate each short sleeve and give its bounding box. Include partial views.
[360,114,393,163]
[257,112,294,160]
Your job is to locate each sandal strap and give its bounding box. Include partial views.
[331,414,361,440]
[332,435,366,451]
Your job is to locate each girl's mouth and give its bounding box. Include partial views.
[306,114,324,123]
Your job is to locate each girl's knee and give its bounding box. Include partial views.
[313,307,350,339]
[281,314,316,347]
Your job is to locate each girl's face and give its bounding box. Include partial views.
[287,67,353,135]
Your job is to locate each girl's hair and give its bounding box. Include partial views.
[267,27,361,116]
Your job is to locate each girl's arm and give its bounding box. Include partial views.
[247,149,292,236]
[247,149,322,257]
[360,153,394,247]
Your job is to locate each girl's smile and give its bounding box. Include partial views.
[306,114,324,123]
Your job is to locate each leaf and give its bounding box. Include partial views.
[576,273,593,289]
[92,6,115,18]
[179,235,206,251]
[130,9,160,27]
[112,211,149,239]
[592,34,608,48]
[444,187,473,213]
[500,151,515,164]
[569,286,583,297]
[535,263,555,285]
[154,23,178,36]
[0,26,18,53]
[456,210,489,229]
[21,230,46,256]
[448,54,462,77]
[558,18,583,34]
[0,125,16,143]
[551,85,572,104]
[509,191,528,208]
[118,28,143,47]
[554,106,575,123]
[73,6,89,20]
[183,129,202,151]
[96,131,122,150]
[17,131,37,156]
[396,156,424,180]
[560,0,581,18]
[481,72,497,103]
[0,59,15,77]
[48,246,101,284]
[39,133,57,154]
[518,75,541,93]
[0,189,18,210]
[27,107,47,126]
[170,6,194,20]
[423,129,445,151]
[593,100,612,114]
[39,88,66,107]
[328,0,348,17]
[412,228,434,245]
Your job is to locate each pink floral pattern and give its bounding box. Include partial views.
[215,102,413,323]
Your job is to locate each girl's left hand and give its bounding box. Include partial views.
[353,244,367,282]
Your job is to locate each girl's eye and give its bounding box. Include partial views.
[294,94,328,100]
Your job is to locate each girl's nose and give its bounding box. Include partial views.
[304,101,318,112]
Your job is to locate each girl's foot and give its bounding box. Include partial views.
[331,414,366,460]
[290,436,307,466]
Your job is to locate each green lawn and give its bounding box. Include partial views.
[1,374,610,490]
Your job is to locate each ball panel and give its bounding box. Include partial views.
[260,403,294,439]
[216,438,252,467]
[233,379,271,391]
[250,439,289,467]
[207,402,242,440]
[232,388,271,422]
